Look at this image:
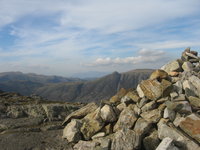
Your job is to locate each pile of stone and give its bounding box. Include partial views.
[62,48,200,150]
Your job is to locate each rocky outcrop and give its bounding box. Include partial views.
[0,92,84,150]
[62,48,200,150]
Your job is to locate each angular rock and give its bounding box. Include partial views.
[183,80,198,97]
[168,71,179,77]
[156,137,179,150]
[137,84,145,98]
[137,97,149,108]
[170,92,179,99]
[161,60,182,74]
[143,130,160,150]
[125,90,140,103]
[158,119,200,150]
[63,119,82,143]
[182,61,194,72]
[113,107,137,132]
[133,118,152,137]
[111,129,140,150]
[141,109,162,123]
[163,107,176,121]
[74,138,111,150]
[141,101,157,112]
[91,132,105,139]
[138,79,172,101]
[186,52,199,59]
[149,69,168,81]
[101,123,113,135]
[100,104,117,123]
[81,108,105,140]
[173,81,183,94]
[121,96,133,105]
[188,96,200,108]
[62,103,98,126]
[179,114,200,143]
[116,103,126,112]
[166,101,192,114]
[188,75,200,97]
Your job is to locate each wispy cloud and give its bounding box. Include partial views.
[0,0,200,76]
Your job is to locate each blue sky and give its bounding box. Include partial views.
[0,0,200,77]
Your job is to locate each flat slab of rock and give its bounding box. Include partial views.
[179,114,200,143]
[156,137,179,150]
[141,109,162,123]
[62,103,98,126]
[161,60,182,74]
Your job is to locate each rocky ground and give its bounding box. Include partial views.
[0,92,84,150]
[1,48,200,150]
[62,48,200,150]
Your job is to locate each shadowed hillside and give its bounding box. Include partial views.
[35,69,153,103]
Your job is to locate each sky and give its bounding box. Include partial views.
[0,0,200,77]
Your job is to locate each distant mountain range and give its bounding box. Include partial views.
[0,69,153,103]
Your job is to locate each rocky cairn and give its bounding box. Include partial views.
[62,48,200,150]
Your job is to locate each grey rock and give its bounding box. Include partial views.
[188,96,200,108]
[100,105,117,123]
[163,107,176,121]
[156,137,179,150]
[141,101,157,112]
[161,60,182,74]
[143,130,160,150]
[158,119,200,150]
[62,103,98,126]
[141,109,162,123]
[182,61,194,72]
[113,107,137,132]
[63,119,82,143]
[91,132,106,139]
[133,118,152,137]
[111,128,140,150]
[81,108,105,140]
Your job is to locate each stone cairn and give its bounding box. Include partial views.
[62,48,200,150]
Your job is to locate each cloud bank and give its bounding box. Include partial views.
[87,49,167,66]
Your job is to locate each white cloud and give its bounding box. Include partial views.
[87,49,167,66]
[0,0,200,75]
